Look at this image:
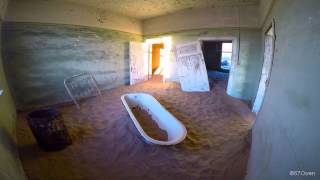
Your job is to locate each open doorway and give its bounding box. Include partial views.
[151,43,164,80]
[201,40,233,89]
[144,37,172,83]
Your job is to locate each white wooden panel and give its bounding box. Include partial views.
[129,42,147,85]
[176,42,210,92]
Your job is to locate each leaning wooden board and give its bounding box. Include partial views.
[175,42,210,92]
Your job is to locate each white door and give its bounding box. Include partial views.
[252,26,275,113]
[176,42,210,92]
[129,42,148,85]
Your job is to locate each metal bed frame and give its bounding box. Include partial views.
[64,72,101,109]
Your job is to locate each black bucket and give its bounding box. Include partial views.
[26,108,72,151]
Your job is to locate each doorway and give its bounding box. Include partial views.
[151,43,164,79]
[144,37,172,82]
[252,23,275,113]
[201,40,233,88]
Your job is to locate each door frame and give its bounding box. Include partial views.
[145,36,172,82]
[197,36,239,96]
[252,19,276,113]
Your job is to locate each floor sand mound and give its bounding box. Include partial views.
[17,77,255,180]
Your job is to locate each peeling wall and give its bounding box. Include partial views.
[143,6,260,35]
[3,22,142,110]
[5,0,142,34]
[246,0,320,179]
[144,28,262,102]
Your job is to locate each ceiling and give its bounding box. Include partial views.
[55,0,260,19]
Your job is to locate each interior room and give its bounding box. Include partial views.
[0,0,319,180]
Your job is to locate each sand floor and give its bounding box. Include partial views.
[17,77,255,180]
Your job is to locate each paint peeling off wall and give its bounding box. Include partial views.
[2,22,142,110]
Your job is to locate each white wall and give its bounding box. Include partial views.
[5,0,142,34]
[143,6,260,35]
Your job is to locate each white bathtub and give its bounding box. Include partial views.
[121,93,187,145]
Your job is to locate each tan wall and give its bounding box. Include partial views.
[143,6,260,35]
[5,0,142,34]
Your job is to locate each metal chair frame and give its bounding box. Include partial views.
[64,72,101,109]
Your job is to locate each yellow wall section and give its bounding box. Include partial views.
[152,43,164,73]
[0,22,26,179]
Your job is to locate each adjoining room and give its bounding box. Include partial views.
[202,40,233,87]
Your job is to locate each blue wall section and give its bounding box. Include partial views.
[2,22,142,110]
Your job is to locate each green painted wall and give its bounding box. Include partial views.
[3,22,142,110]
[0,23,26,180]
[145,28,262,102]
[246,0,320,179]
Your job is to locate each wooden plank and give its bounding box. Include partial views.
[176,42,210,92]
